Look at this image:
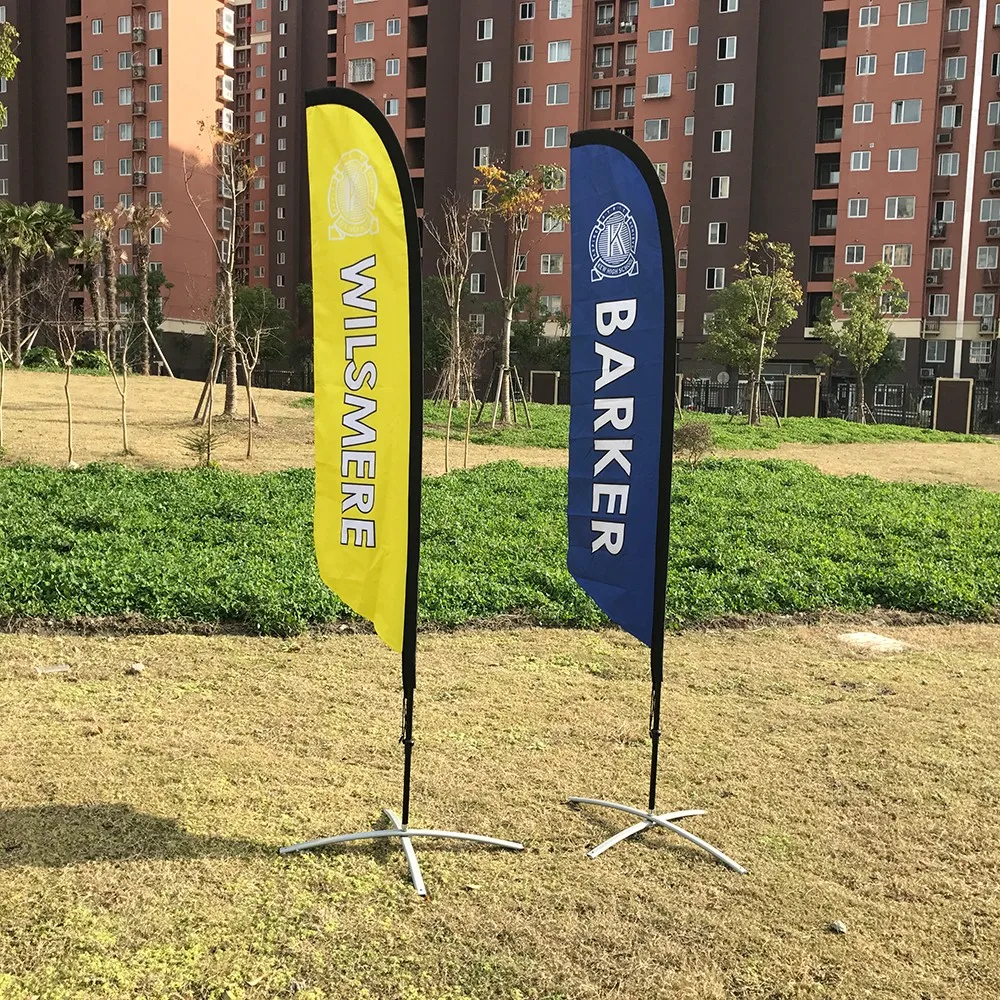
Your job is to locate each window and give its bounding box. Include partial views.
[937,200,956,223]
[473,146,490,167]
[540,253,564,274]
[623,85,635,106]
[941,104,963,128]
[386,18,400,35]
[845,245,865,265]
[854,102,874,123]
[859,5,880,26]
[898,1,928,25]
[939,152,960,175]
[118,123,133,142]
[513,129,531,148]
[540,295,563,314]
[385,99,400,117]
[149,192,162,207]
[148,11,163,29]
[883,243,912,266]
[711,176,730,199]
[549,40,571,61]
[974,293,996,316]
[542,212,565,234]
[517,86,533,104]
[646,73,672,97]
[93,159,105,176]
[891,99,921,124]
[886,196,916,219]
[93,125,105,141]
[848,197,869,218]
[926,339,948,363]
[593,88,611,110]
[92,55,104,70]
[978,246,999,269]
[684,116,695,135]
[949,6,971,30]
[686,71,697,91]
[889,148,918,172]
[150,227,164,246]
[986,149,1000,173]
[654,163,668,183]
[544,167,567,190]
[895,49,926,75]
[651,0,676,6]
[971,341,993,364]
[597,3,614,24]
[857,54,877,75]
[706,267,725,290]
[720,0,738,10]
[149,84,163,102]
[548,82,570,105]
[477,18,493,40]
[476,61,492,83]
[678,251,688,268]
[348,58,375,83]
[682,161,693,180]
[712,129,732,153]
[94,195,104,210]
[679,205,691,224]
[644,119,669,141]
[475,104,490,125]
[149,48,163,67]
[386,58,400,76]
[470,273,485,294]
[715,83,734,106]
[119,51,132,70]
[118,87,133,105]
[354,21,374,42]
[255,65,266,78]
[545,126,569,147]
[931,247,953,269]
[718,36,736,60]
[851,150,871,171]
[708,222,728,245]
[519,44,535,62]
[689,26,699,45]
[469,231,486,254]
[92,18,103,34]
[118,157,131,176]
[550,0,572,17]
[118,15,132,33]
[648,29,673,52]
[520,2,535,18]
[943,55,966,80]
[624,43,638,64]
[119,228,132,246]
[982,198,1000,221]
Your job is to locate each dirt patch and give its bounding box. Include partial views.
[0,624,998,998]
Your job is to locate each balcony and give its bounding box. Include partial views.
[924,318,941,333]
[936,130,954,145]
[933,175,953,194]
[132,136,146,152]
[813,201,838,236]
[815,152,841,188]
[810,248,836,281]
[822,10,849,49]
[985,270,1000,288]
[942,31,962,50]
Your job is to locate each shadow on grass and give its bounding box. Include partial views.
[0,803,268,867]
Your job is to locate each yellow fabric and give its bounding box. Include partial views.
[307,101,412,653]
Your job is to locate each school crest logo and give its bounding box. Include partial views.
[589,202,639,281]
[328,149,379,240]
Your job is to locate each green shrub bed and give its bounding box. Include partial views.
[1,460,998,634]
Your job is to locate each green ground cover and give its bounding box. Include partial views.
[1,460,999,634]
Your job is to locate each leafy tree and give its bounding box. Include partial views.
[475,163,569,425]
[488,283,569,378]
[124,203,170,375]
[0,21,19,129]
[813,261,908,423]
[702,233,802,425]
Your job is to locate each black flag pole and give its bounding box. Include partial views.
[279,88,523,897]
[564,128,746,874]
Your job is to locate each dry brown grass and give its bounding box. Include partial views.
[1,624,998,999]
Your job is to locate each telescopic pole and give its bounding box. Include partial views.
[400,686,415,826]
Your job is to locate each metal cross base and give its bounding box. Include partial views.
[567,797,748,874]
[279,809,524,897]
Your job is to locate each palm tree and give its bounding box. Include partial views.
[124,203,169,375]
[74,235,107,352]
[90,209,123,363]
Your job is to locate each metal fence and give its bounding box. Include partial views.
[680,378,787,417]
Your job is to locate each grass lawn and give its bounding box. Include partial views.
[1,625,998,999]
[421,401,988,450]
[2,460,1000,634]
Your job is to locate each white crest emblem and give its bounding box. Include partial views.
[589,202,639,282]
[328,149,379,240]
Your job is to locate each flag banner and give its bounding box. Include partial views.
[306,88,422,660]
[568,130,677,651]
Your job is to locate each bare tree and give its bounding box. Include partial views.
[124,203,172,376]
[184,121,255,419]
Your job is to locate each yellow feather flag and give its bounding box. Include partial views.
[306,89,421,660]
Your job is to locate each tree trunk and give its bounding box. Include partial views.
[138,250,151,376]
[0,356,5,450]
[121,367,129,455]
[244,377,254,459]
[11,260,22,368]
[856,374,866,424]
[223,273,238,417]
[444,400,453,473]
[450,300,462,402]
[88,276,107,355]
[747,373,760,426]
[500,299,514,425]
[64,364,73,465]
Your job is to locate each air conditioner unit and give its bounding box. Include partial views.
[992,176,1000,191]
[132,64,146,79]
[920,368,935,378]
[593,70,606,79]
[131,27,145,44]
[619,66,635,76]
[926,272,942,286]
[132,171,146,187]
[616,111,630,119]
[981,317,996,332]
[936,131,953,145]
[989,225,1000,238]
[939,84,955,96]
[619,21,635,31]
